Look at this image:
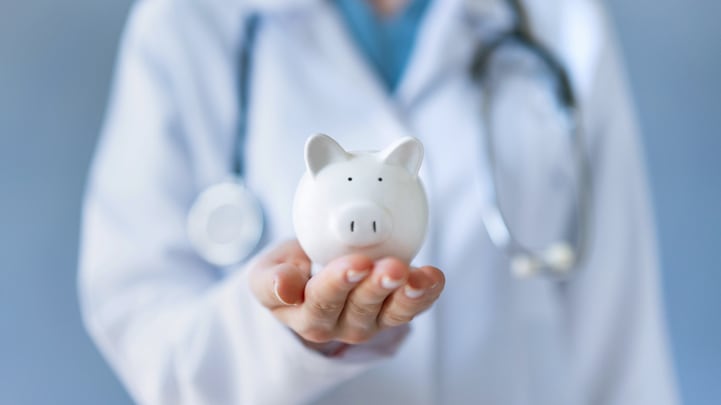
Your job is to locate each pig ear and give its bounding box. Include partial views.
[381,137,424,176]
[305,133,350,177]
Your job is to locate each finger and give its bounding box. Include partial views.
[377,265,445,329]
[300,254,374,333]
[256,239,311,273]
[338,257,409,342]
[250,262,309,309]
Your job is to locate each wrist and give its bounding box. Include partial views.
[295,333,350,357]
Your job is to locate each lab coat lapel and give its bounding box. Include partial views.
[306,2,443,195]
[396,0,467,108]
[308,3,419,147]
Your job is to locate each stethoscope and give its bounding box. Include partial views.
[186,15,264,267]
[186,0,592,279]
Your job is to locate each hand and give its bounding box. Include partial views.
[249,240,445,347]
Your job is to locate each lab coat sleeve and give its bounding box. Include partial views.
[562,11,680,405]
[78,2,407,404]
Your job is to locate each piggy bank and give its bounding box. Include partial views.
[293,134,428,269]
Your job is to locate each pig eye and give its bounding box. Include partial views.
[347,177,353,181]
[378,177,383,182]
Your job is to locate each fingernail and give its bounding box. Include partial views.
[381,276,403,290]
[404,285,425,299]
[347,269,369,283]
[273,279,291,306]
[429,282,440,290]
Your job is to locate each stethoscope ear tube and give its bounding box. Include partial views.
[471,2,592,280]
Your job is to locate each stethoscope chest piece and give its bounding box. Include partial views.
[187,180,263,267]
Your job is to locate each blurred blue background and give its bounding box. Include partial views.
[0,1,718,404]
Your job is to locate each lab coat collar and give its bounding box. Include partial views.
[237,0,508,21]
[239,0,322,14]
[397,0,603,107]
[395,0,513,108]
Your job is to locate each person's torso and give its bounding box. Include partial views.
[163,0,604,403]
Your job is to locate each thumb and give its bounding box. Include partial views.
[250,248,311,308]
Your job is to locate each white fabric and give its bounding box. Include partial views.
[79,0,679,404]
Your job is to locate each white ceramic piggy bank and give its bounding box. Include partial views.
[293,134,428,270]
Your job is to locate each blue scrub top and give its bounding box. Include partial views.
[333,0,432,92]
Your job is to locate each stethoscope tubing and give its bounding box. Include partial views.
[190,0,592,278]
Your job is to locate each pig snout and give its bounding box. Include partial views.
[331,202,392,248]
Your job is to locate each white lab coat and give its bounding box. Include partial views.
[79,0,679,404]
